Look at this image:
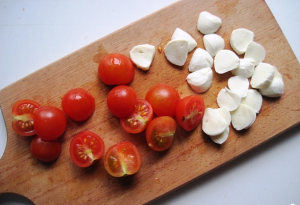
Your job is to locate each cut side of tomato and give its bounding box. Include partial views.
[104,141,142,177]
[70,131,105,168]
[176,95,205,131]
[120,99,153,134]
[11,99,41,136]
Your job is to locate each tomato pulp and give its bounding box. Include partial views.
[70,131,105,167]
[11,99,41,136]
[104,141,142,177]
[176,95,205,131]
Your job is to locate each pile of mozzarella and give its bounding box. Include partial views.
[128,11,284,145]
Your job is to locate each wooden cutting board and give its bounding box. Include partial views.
[0,0,299,204]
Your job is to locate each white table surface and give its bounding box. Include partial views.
[0,1,299,204]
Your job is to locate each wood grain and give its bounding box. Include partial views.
[1,0,300,204]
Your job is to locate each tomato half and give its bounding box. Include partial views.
[61,88,95,122]
[120,99,153,134]
[98,53,135,85]
[145,83,180,117]
[146,116,176,151]
[11,99,41,136]
[33,106,67,141]
[176,95,205,131]
[104,141,142,177]
[70,131,105,168]
[106,85,137,118]
[30,136,61,162]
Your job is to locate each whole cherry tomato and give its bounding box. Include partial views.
[98,53,135,85]
[11,99,41,136]
[145,83,180,117]
[62,88,95,122]
[176,95,205,131]
[30,136,61,162]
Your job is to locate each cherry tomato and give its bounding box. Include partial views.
[30,136,61,162]
[145,83,180,117]
[61,88,95,122]
[146,116,176,151]
[120,99,153,134]
[98,53,135,85]
[11,99,41,136]
[176,95,205,131]
[107,85,137,118]
[69,131,105,168]
[104,141,142,177]
[34,106,67,141]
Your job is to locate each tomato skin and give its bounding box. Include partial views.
[104,141,142,177]
[146,116,176,151]
[145,83,180,117]
[30,136,61,162]
[98,53,135,85]
[11,99,41,136]
[120,99,153,134]
[33,106,67,141]
[61,88,95,122]
[107,85,137,118]
[176,95,205,131]
[70,131,105,168]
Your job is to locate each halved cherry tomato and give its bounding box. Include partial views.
[33,106,67,141]
[145,83,180,117]
[98,53,135,85]
[61,88,95,122]
[11,99,41,136]
[120,99,153,134]
[70,131,105,168]
[176,95,205,131]
[146,116,176,151]
[106,85,137,118]
[30,136,61,162]
[104,141,142,177]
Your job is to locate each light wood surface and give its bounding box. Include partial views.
[0,0,300,204]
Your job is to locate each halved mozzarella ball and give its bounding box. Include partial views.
[171,28,197,52]
[217,87,241,111]
[259,68,284,97]
[241,89,262,113]
[214,107,231,126]
[188,48,213,72]
[186,67,213,93]
[230,28,254,55]
[197,11,222,34]
[244,41,266,66]
[214,50,240,74]
[231,104,256,131]
[228,76,249,98]
[231,58,255,79]
[164,39,189,66]
[202,108,228,136]
[203,34,225,57]
[250,62,275,89]
[129,44,156,71]
[210,126,229,144]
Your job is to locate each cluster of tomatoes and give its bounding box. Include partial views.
[11,52,205,178]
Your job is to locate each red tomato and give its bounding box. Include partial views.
[146,116,176,151]
[61,88,95,122]
[145,83,180,117]
[30,136,61,162]
[34,106,67,141]
[98,53,135,85]
[11,99,41,136]
[176,95,205,131]
[106,85,137,118]
[104,141,142,177]
[69,131,105,168]
[120,99,153,134]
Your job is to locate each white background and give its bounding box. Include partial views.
[0,0,300,204]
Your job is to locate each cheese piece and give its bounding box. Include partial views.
[250,62,275,89]
[210,126,229,144]
[188,48,213,72]
[217,87,241,111]
[214,50,240,74]
[228,76,249,98]
[241,89,262,113]
[244,41,266,66]
[259,68,284,97]
[203,34,225,57]
[231,104,256,131]
[202,108,228,136]
[230,28,255,55]
[197,11,222,34]
[164,38,189,66]
[231,58,255,79]
[186,67,213,93]
[171,28,197,52]
[129,44,155,71]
